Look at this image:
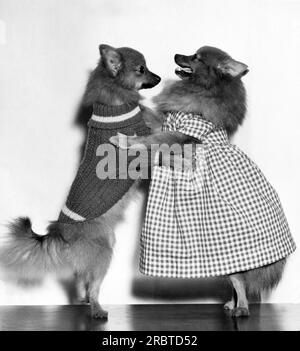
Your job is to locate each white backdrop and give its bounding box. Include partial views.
[0,0,300,305]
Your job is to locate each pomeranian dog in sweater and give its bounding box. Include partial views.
[111,46,295,317]
[0,44,161,319]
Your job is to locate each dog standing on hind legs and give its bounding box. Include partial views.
[111,46,295,318]
[0,44,161,319]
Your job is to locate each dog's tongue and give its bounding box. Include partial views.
[176,66,193,73]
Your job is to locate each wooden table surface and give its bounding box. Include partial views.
[0,304,299,331]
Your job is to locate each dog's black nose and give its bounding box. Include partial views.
[141,72,161,89]
[153,74,161,84]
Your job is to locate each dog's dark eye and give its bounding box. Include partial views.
[139,66,145,74]
[192,54,204,64]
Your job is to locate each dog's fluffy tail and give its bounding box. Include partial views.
[244,258,287,297]
[0,217,70,283]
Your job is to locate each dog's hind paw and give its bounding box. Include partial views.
[92,308,108,320]
[231,307,250,318]
[78,296,89,304]
[223,300,235,310]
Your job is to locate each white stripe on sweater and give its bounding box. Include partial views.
[91,106,141,123]
[61,205,86,221]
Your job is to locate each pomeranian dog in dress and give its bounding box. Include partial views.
[111,46,296,317]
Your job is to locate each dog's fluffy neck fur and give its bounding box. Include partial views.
[154,78,247,136]
[83,62,140,106]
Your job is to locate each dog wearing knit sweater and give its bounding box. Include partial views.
[0,45,161,319]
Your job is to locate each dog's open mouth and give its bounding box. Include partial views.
[175,66,193,79]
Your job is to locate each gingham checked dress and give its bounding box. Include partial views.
[140,111,296,278]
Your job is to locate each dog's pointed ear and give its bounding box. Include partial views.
[217,58,248,78]
[99,44,122,77]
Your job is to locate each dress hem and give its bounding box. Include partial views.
[139,247,296,279]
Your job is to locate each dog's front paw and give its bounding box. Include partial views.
[126,135,147,150]
[109,133,129,149]
[109,135,120,146]
[161,153,193,171]
[109,133,145,150]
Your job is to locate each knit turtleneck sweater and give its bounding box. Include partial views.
[58,102,150,224]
